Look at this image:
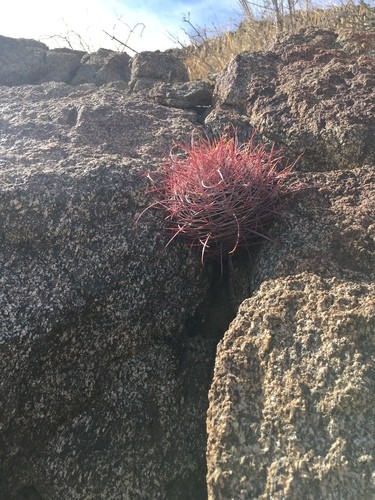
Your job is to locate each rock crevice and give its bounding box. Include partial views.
[0,28,374,499]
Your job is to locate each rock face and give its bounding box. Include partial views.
[149,80,213,109]
[0,35,132,87]
[207,273,375,499]
[210,28,375,171]
[130,51,189,92]
[41,48,85,84]
[0,36,189,91]
[206,28,375,500]
[206,166,375,498]
[253,166,375,287]
[0,79,223,499]
[0,28,374,500]
[0,36,49,85]
[70,48,131,86]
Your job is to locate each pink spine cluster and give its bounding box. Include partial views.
[145,130,293,263]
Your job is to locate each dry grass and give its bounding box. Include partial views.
[182,1,375,80]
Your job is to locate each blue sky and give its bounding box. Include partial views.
[0,0,243,53]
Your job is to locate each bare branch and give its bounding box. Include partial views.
[102,30,138,54]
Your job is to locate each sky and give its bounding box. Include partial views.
[0,0,244,54]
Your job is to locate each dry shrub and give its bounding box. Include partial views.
[182,22,277,80]
[182,1,374,80]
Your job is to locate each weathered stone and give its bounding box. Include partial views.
[149,80,213,109]
[0,81,216,499]
[0,28,374,500]
[337,30,375,57]
[211,28,375,171]
[71,48,131,86]
[250,166,375,289]
[207,273,375,499]
[41,48,85,83]
[206,159,375,498]
[204,107,254,142]
[0,35,48,85]
[267,27,339,53]
[130,51,189,92]
[206,30,375,498]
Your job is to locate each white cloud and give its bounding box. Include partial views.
[0,0,243,54]
[0,0,190,53]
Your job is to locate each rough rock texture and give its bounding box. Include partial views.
[210,28,375,171]
[252,166,375,288]
[206,28,375,500]
[0,36,133,87]
[41,48,85,84]
[71,48,131,86]
[149,80,213,109]
[0,35,48,85]
[130,51,189,92]
[0,35,190,91]
[1,28,374,500]
[207,165,375,498]
[337,30,375,57]
[207,273,375,499]
[0,81,221,499]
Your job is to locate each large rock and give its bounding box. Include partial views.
[71,48,131,86]
[0,35,48,85]
[0,81,220,499]
[149,80,213,109]
[210,28,375,171]
[207,273,375,499]
[1,28,374,500]
[0,36,131,87]
[130,51,189,92]
[41,48,86,83]
[206,28,375,498]
[207,163,375,497]
[252,166,375,288]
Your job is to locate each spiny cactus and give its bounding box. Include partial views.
[143,129,296,263]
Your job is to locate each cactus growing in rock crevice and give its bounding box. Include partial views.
[143,129,296,264]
